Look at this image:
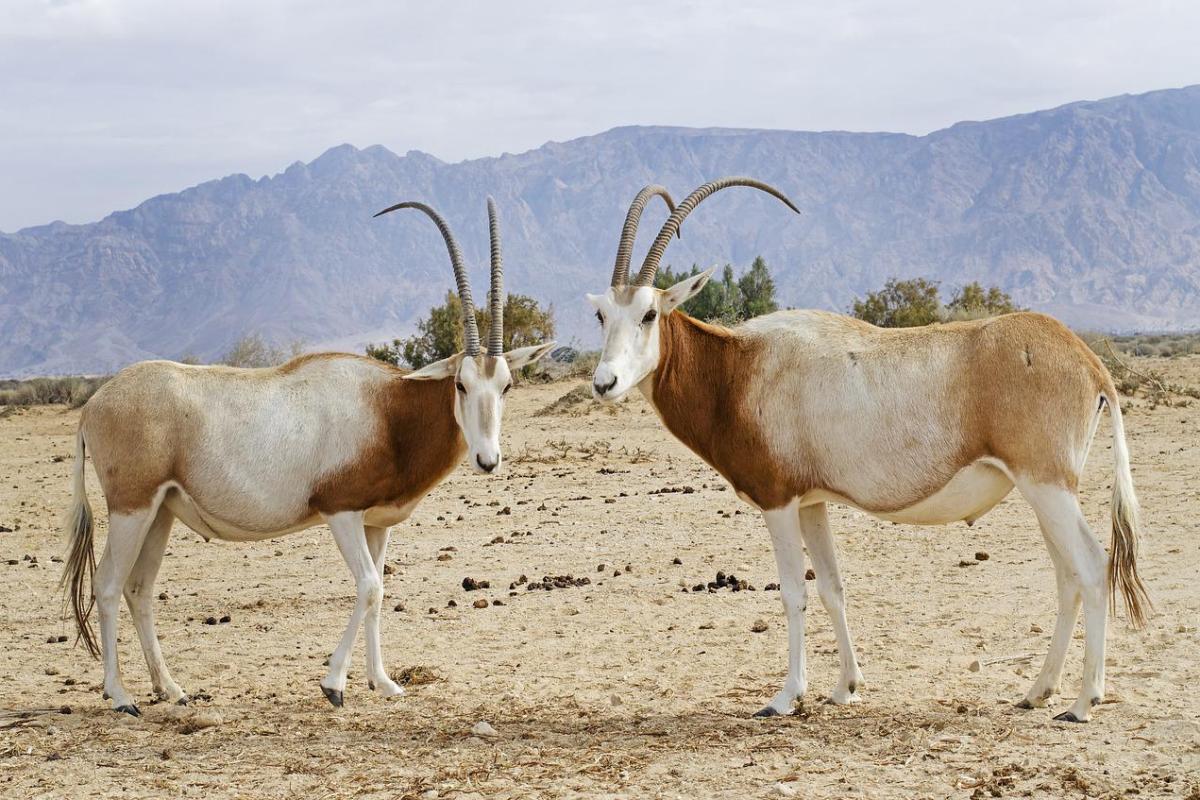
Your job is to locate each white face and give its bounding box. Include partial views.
[405,342,556,473]
[588,269,713,402]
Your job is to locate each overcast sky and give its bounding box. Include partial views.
[2,0,1198,231]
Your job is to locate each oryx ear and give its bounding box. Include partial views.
[402,353,461,380]
[585,293,605,309]
[505,341,557,370]
[661,267,715,313]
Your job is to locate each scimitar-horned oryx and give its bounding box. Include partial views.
[61,198,554,715]
[587,177,1150,723]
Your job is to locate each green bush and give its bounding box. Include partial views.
[851,278,1022,327]
[368,292,556,369]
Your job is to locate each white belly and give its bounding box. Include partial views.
[163,482,421,542]
[800,459,1014,525]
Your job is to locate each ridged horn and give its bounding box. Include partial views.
[612,184,679,287]
[374,200,481,356]
[633,177,800,287]
[486,197,504,356]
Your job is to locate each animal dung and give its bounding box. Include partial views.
[461,577,490,591]
[804,569,816,581]
[702,571,756,592]
[526,574,592,591]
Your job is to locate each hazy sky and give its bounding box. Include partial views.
[2,0,1199,231]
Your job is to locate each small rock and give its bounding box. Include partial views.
[771,783,798,798]
[393,602,405,612]
[158,591,168,601]
[750,619,769,633]
[219,614,231,624]
[204,616,218,625]
[45,666,59,676]
[471,720,499,738]
[383,563,395,575]
[672,557,682,565]
[436,553,452,561]
[1029,623,1043,634]
[958,560,976,567]
[597,563,606,572]
[473,598,489,609]
[177,711,222,734]
[447,599,458,608]
[968,659,981,672]
[497,506,511,515]
[974,551,989,561]
[804,569,815,581]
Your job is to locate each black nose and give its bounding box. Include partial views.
[593,376,617,396]
[476,454,497,473]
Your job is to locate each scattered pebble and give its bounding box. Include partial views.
[771,783,798,798]
[968,659,982,672]
[672,557,683,565]
[750,619,769,633]
[974,551,989,561]
[393,602,405,612]
[804,569,816,581]
[472,598,489,609]
[462,577,490,591]
[1029,623,1043,634]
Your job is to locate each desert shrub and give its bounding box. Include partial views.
[221,334,305,368]
[0,376,110,408]
[368,292,556,370]
[654,256,779,325]
[1085,337,1200,408]
[852,278,1022,327]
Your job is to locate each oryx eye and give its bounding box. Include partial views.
[642,309,657,325]
[595,310,604,326]
[455,381,466,394]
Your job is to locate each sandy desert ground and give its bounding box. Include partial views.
[1,358,1198,799]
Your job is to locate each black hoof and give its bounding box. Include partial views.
[753,706,781,718]
[1015,699,1034,710]
[368,681,375,691]
[115,704,141,718]
[321,686,344,708]
[1053,710,1085,723]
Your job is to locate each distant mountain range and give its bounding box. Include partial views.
[3,86,1200,377]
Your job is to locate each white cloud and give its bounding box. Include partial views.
[2,0,1198,230]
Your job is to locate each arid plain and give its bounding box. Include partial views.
[1,359,1198,799]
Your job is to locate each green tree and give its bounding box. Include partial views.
[738,256,779,319]
[851,278,943,328]
[654,257,778,325]
[368,292,555,369]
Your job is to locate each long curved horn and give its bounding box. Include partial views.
[486,197,504,356]
[374,201,481,356]
[612,185,679,287]
[633,177,800,287]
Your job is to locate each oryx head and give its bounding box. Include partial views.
[375,198,554,473]
[587,178,799,402]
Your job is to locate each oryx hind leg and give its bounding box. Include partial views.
[364,525,403,698]
[124,504,187,704]
[1018,481,1107,722]
[1017,529,1080,709]
[798,503,865,705]
[95,501,162,716]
